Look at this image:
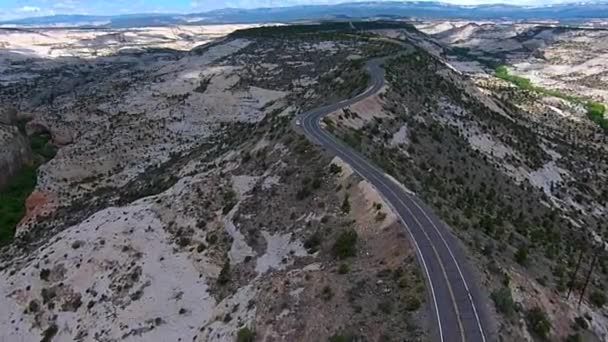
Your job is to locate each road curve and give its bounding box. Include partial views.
[299,58,492,342]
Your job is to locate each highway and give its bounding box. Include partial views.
[299,57,492,342]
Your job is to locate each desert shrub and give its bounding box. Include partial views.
[565,333,582,342]
[573,316,588,330]
[295,186,311,200]
[589,290,606,308]
[515,245,529,266]
[329,163,342,174]
[304,231,322,253]
[491,287,516,317]
[222,189,237,214]
[405,296,421,311]
[341,195,351,214]
[329,333,356,342]
[333,229,358,259]
[311,177,322,189]
[338,263,350,274]
[217,260,231,285]
[375,212,387,222]
[321,286,334,301]
[526,306,551,340]
[236,327,254,342]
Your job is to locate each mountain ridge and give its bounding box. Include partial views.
[3,1,608,28]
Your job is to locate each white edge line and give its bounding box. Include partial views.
[408,197,487,342]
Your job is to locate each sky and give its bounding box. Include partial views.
[0,0,587,21]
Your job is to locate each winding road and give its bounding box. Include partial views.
[299,57,492,342]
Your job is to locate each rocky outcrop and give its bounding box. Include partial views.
[0,124,33,190]
[0,107,17,125]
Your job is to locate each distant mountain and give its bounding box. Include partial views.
[2,1,608,27]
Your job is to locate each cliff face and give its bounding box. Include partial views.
[0,124,33,190]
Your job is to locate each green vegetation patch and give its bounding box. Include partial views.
[0,131,57,246]
[0,165,37,245]
[495,65,608,132]
[586,101,608,131]
[30,133,58,160]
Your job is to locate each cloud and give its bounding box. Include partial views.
[18,6,41,13]
[53,0,78,10]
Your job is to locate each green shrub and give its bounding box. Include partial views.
[375,212,387,222]
[589,290,606,308]
[304,231,322,253]
[295,187,311,200]
[329,333,356,342]
[405,296,421,311]
[217,260,231,285]
[329,163,342,175]
[333,229,357,259]
[526,306,551,340]
[222,189,237,214]
[236,327,254,342]
[565,333,582,342]
[491,287,516,317]
[586,102,608,131]
[515,246,529,266]
[341,195,351,214]
[311,177,322,190]
[321,286,334,301]
[573,316,588,330]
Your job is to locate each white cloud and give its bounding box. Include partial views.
[53,0,78,10]
[18,6,41,13]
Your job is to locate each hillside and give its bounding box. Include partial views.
[0,22,428,342]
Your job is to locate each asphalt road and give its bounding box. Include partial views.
[300,58,492,342]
